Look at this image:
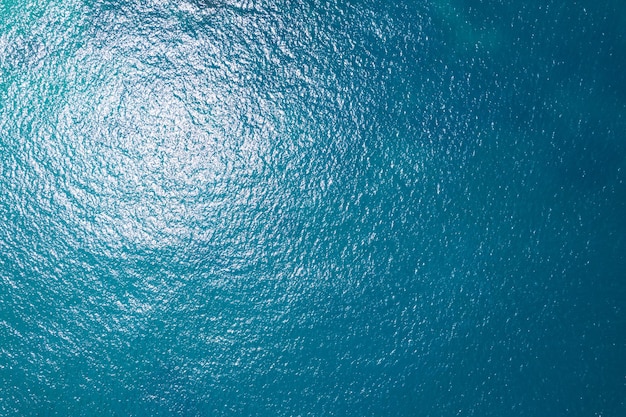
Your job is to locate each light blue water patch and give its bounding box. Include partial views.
[1,0,625,416]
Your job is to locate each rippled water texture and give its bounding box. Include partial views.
[1,0,625,415]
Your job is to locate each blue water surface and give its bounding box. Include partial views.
[1,0,625,415]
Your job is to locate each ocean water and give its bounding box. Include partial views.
[1,0,625,415]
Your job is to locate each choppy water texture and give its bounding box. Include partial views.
[1,0,625,415]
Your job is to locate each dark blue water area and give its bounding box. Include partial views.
[1,0,625,415]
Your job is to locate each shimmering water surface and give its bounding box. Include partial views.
[1,0,625,415]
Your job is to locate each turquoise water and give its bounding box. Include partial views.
[1,0,625,415]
